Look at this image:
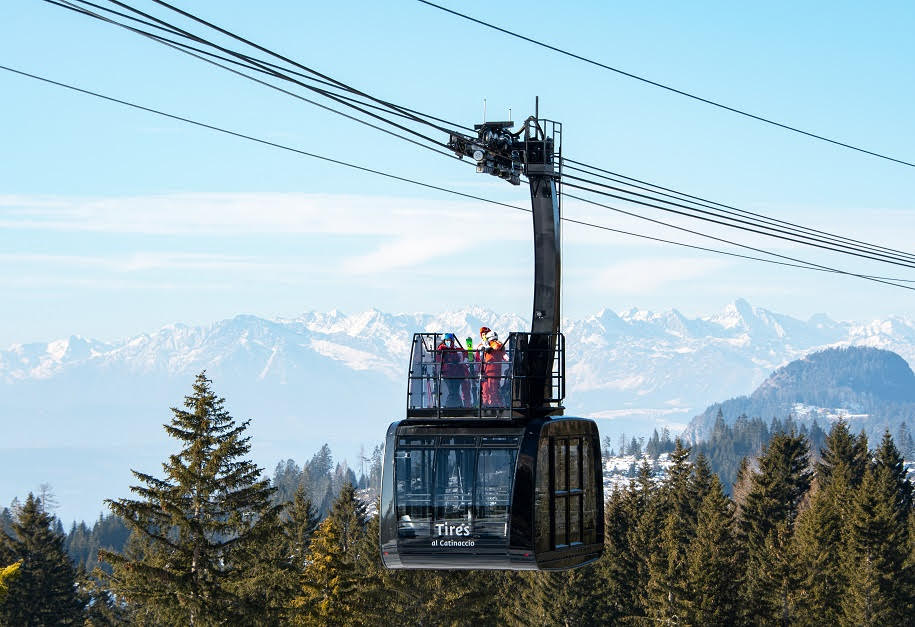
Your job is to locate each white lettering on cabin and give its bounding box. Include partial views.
[434,522,471,537]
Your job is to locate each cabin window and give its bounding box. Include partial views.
[551,437,585,549]
[475,448,517,537]
[395,448,434,537]
[434,447,475,525]
[582,436,598,545]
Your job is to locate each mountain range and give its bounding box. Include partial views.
[4,298,915,522]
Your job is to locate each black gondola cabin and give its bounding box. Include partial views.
[379,333,604,570]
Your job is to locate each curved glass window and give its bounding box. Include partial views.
[395,448,434,537]
[475,448,517,538]
[434,448,475,529]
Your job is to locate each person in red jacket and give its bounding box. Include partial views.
[477,326,507,407]
[436,333,469,407]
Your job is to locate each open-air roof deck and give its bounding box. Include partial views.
[405,332,565,420]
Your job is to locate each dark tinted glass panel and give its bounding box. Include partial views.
[535,437,550,553]
[481,435,520,446]
[569,494,582,545]
[555,440,567,493]
[398,437,436,447]
[441,436,476,446]
[474,448,517,538]
[583,436,597,544]
[395,448,434,537]
[434,448,475,528]
[553,498,567,548]
[569,438,581,491]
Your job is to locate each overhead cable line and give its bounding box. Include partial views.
[563,157,915,263]
[49,0,463,155]
[62,0,915,270]
[3,63,913,293]
[141,0,467,137]
[417,0,915,170]
[53,0,474,133]
[563,192,915,291]
[563,178,915,270]
[46,1,915,277]
[562,171,915,267]
[47,0,463,162]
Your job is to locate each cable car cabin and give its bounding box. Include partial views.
[380,333,604,570]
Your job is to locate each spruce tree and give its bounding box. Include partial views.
[874,430,913,515]
[286,484,320,571]
[385,567,498,626]
[682,477,741,626]
[100,372,284,624]
[739,431,811,623]
[691,453,715,505]
[740,432,812,551]
[644,441,696,618]
[631,460,664,619]
[0,493,83,624]
[731,456,754,520]
[294,482,383,624]
[598,487,641,622]
[842,466,910,625]
[792,462,849,625]
[502,566,606,627]
[817,420,868,488]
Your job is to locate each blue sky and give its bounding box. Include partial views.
[2,0,915,348]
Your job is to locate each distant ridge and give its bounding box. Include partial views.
[684,346,915,443]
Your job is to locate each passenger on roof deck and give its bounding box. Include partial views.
[464,336,478,407]
[436,333,469,408]
[477,326,507,408]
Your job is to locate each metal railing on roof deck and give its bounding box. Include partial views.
[406,332,565,419]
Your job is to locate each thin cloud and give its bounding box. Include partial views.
[592,257,730,293]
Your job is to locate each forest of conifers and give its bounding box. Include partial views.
[1,372,913,625]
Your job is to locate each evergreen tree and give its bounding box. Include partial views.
[236,482,322,622]
[100,372,284,624]
[631,460,664,619]
[792,462,850,625]
[842,466,910,625]
[0,493,83,624]
[597,486,641,622]
[739,431,811,623]
[78,573,128,626]
[385,567,495,626]
[294,482,382,624]
[691,453,715,505]
[817,420,868,488]
[286,484,320,571]
[682,476,741,626]
[272,458,303,504]
[644,510,690,623]
[731,456,754,519]
[874,430,913,515]
[501,566,606,627]
[0,507,13,538]
[740,432,812,549]
[753,521,801,625]
[643,440,693,622]
[896,421,915,460]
